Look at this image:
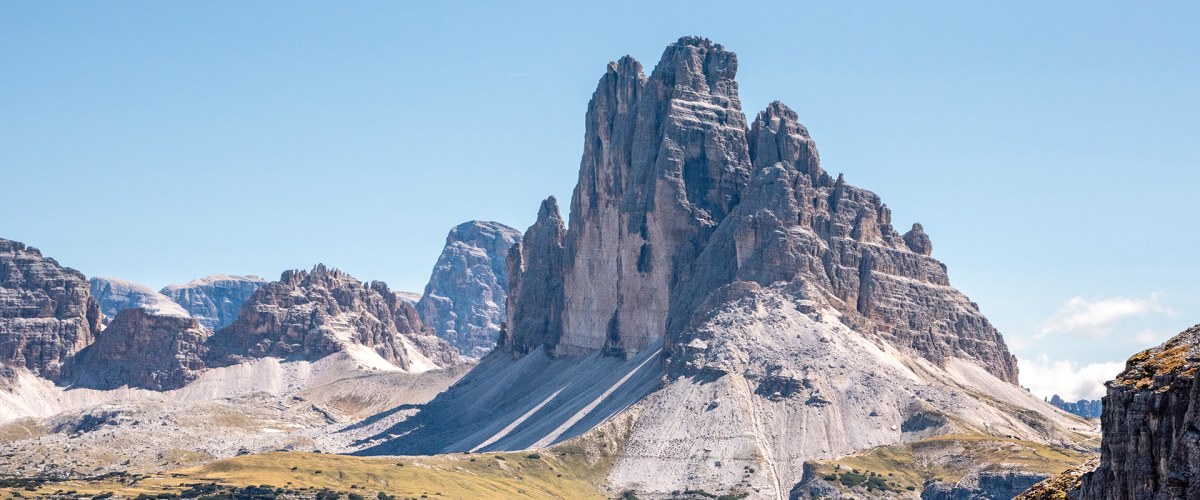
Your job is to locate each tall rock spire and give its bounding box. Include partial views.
[559,36,752,357]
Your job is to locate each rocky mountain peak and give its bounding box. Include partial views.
[903,222,934,255]
[504,39,1015,383]
[160,275,266,331]
[418,220,521,358]
[62,308,209,391]
[0,237,101,377]
[652,36,739,101]
[89,276,190,324]
[504,197,566,356]
[206,264,458,372]
[749,100,824,181]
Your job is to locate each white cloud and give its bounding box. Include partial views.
[1135,329,1165,345]
[1037,293,1174,338]
[1018,355,1124,401]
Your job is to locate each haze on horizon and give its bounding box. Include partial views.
[2,1,1197,401]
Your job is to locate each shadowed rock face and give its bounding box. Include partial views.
[418,221,521,358]
[206,264,459,371]
[0,238,101,378]
[1076,324,1200,499]
[504,36,1018,383]
[62,308,209,390]
[160,275,266,331]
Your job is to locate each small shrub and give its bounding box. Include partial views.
[526,453,542,459]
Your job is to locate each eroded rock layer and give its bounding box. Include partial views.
[1076,324,1200,499]
[63,308,209,390]
[0,238,101,378]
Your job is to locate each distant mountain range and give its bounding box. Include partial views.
[1047,395,1103,419]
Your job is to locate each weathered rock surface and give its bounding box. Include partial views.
[1049,395,1103,419]
[206,264,459,372]
[160,275,266,331]
[417,221,520,358]
[1074,324,1200,499]
[505,36,1018,382]
[501,197,567,356]
[89,276,190,325]
[370,37,1087,499]
[62,308,209,390]
[0,238,101,378]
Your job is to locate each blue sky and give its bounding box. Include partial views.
[2,2,1197,399]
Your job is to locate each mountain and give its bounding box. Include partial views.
[207,264,460,372]
[160,275,266,330]
[1048,395,1103,419]
[358,37,1091,498]
[61,308,209,390]
[0,244,470,476]
[0,238,101,378]
[417,220,521,358]
[89,276,190,325]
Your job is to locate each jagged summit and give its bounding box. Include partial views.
[365,42,1078,499]
[206,264,459,372]
[502,37,1014,382]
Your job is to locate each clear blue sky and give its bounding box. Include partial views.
[2,2,1197,399]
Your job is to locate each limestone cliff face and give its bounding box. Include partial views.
[1049,395,1103,419]
[0,238,101,378]
[504,36,1018,383]
[206,264,459,372]
[160,275,266,331]
[1075,325,1200,499]
[62,308,209,390]
[418,221,520,358]
[89,277,190,326]
[503,198,567,356]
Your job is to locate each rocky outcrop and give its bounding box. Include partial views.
[62,308,209,390]
[0,238,101,377]
[160,275,266,331]
[206,264,459,372]
[366,38,1085,499]
[417,221,520,358]
[923,471,1049,499]
[1049,395,1103,419]
[89,276,190,325]
[1075,324,1200,499]
[504,36,1018,382]
[502,197,567,356]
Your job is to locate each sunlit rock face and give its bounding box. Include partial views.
[418,221,520,359]
[504,37,1018,382]
[62,308,210,390]
[206,264,460,372]
[0,238,101,378]
[160,275,267,331]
